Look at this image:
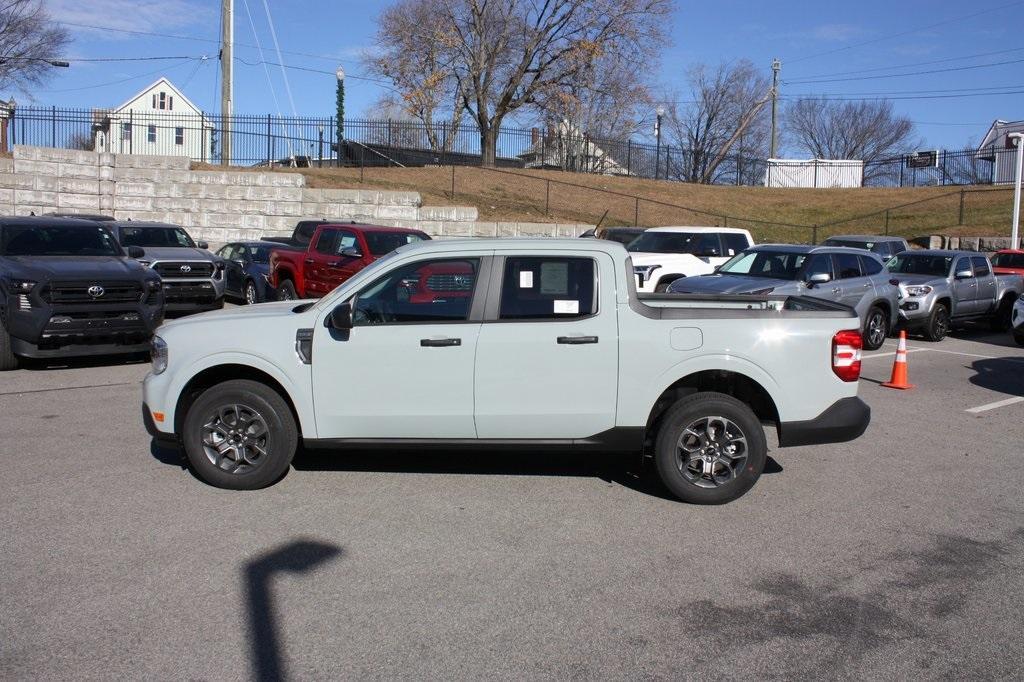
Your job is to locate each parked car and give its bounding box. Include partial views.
[666,245,900,350]
[1012,296,1024,346]
[143,238,870,505]
[579,226,647,245]
[821,235,909,259]
[990,249,1024,277]
[0,216,164,370]
[216,241,279,304]
[110,221,226,314]
[886,250,1023,341]
[628,226,755,293]
[270,222,430,300]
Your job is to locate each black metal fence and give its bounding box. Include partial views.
[0,106,1006,188]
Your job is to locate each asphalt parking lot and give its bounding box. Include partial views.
[2,327,1023,679]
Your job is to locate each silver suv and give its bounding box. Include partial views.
[667,244,900,350]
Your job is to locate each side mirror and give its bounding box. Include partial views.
[340,246,362,259]
[197,240,209,250]
[126,245,145,259]
[806,272,831,287]
[955,269,973,279]
[329,302,353,330]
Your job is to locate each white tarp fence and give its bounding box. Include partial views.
[764,158,864,188]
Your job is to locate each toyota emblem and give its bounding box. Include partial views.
[87,285,105,298]
[179,264,192,273]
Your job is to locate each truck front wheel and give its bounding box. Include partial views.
[653,392,767,505]
[923,303,950,342]
[277,280,298,301]
[182,379,298,489]
[0,317,19,371]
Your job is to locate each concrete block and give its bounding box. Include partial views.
[14,190,57,206]
[472,222,499,237]
[496,222,519,237]
[205,213,246,229]
[57,193,100,210]
[416,221,444,237]
[264,215,300,232]
[98,166,115,182]
[16,159,60,176]
[98,153,116,167]
[418,206,457,221]
[256,172,305,187]
[0,158,12,173]
[14,204,44,217]
[960,237,981,251]
[225,185,250,201]
[379,190,421,206]
[112,153,190,170]
[0,188,13,204]
[979,236,1011,251]
[240,214,266,230]
[33,175,59,192]
[318,188,360,204]
[154,197,200,212]
[7,174,35,190]
[376,205,419,220]
[441,221,476,237]
[113,195,154,211]
[300,188,323,203]
[58,177,100,194]
[12,146,44,161]
[58,163,100,180]
[912,235,944,249]
[116,182,156,197]
[945,236,960,250]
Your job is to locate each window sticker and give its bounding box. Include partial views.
[540,261,569,295]
[519,270,534,288]
[553,299,579,314]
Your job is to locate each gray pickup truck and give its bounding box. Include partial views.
[887,250,1022,341]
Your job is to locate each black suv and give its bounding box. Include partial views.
[0,217,164,370]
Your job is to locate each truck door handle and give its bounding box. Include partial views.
[557,335,598,344]
[304,258,315,264]
[327,261,341,267]
[863,282,871,288]
[831,287,841,295]
[420,337,461,347]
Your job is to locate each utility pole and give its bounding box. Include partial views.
[769,58,780,159]
[220,0,233,166]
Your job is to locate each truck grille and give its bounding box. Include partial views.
[163,281,217,304]
[154,261,215,278]
[42,281,143,304]
[425,273,474,292]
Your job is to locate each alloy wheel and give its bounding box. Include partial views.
[675,415,749,488]
[245,282,258,305]
[200,404,270,474]
[867,311,886,348]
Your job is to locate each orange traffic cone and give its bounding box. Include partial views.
[882,330,914,390]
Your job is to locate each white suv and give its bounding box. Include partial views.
[628,226,755,293]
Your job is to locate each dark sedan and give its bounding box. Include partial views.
[215,241,277,304]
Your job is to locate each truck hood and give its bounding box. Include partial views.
[891,273,944,287]
[630,252,701,267]
[668,273,796,294]
[2,255,148,279]
[160,300,311,330]
[136,246,217,261]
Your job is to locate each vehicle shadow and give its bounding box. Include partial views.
[244,539,342,681]
[968,358,1024,397]
[19,352,149,371]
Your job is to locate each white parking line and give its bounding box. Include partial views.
[966,396,1024,414]
[861,348,926,360]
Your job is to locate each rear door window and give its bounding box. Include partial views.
[696,233,722,257]
[722,233,750,257]
[972,256,991,277]
[832,253,863,279]
[499,257,596,320]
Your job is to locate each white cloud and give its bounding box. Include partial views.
[45,0,214,37]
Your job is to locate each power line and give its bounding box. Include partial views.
[785,56,1024,85]
[785,45,1024,81]
[783,89,1024,102]
[785,0,1024,65]
[39,58,197,93]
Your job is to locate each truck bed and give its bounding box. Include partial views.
[635,292,856,316]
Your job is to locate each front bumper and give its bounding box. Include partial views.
[777,397,871,447]
[161,278,225,312]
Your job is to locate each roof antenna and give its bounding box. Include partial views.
[30,211,35,216]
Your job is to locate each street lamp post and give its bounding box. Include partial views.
[335,66,345,167]
[1010,132,1024,250]
[654,106,664,180]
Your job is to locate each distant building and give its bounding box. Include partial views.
[518,121,628,176]
[764,158,864,188]
[976,119,1024,184]
[92,77,214,161]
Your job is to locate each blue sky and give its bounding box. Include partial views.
[26,0,1024,150]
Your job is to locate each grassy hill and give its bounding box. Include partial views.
[226,163,1017,244]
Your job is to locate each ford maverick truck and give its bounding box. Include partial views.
[1,216,164,370]
[143,239,870,504]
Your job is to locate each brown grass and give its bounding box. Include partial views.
[192,162,1015,243]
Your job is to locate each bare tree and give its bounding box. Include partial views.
[0,1,70,92]
[665,59,771,184]
[784,98,919,168]
[365,0,462,153]
[68,131,94,151]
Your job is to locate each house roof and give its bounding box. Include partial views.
[979,119,1024,149]
[111,77,205,116]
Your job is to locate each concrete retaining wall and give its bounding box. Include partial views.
[0,146,592,242]
[912,235,1017,251]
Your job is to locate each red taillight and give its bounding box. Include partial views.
[832,329,863,382]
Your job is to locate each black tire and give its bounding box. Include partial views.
[655,276,682,293]
[1014,329,1024,347]
[923,303,950,342]
[244,279,259,305]
[862,306,889,351]
[653,392,767,505]
[277,280,298,301]
[0,317,18,371]
[182,379,298,490]
[990,298,1014,332]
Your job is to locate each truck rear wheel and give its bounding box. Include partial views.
[277,280,298,301]
[653,392,766,505]
[0,318,18,371]
[990,298,1014,332]
[182,379,298,489]
[862,306,889,351]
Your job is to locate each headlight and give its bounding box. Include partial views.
[904,285,933,296]
[138,260,152,268]
[151,335,168,375]
[4,279,36,294]
[146,279,162,292]
[214,262,225,280]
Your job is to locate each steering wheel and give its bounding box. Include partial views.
[351,298,394,325]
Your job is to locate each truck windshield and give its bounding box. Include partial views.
[1,224,122,257]
[364,232,427,256]
[823,238,875,251]
[887,254,953,277]
[717,251,808,279]
[627,232,704,254]
[119,226,196,248]
[991,252,1024,269]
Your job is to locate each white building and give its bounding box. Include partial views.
[764,158,864,188]
[92,77,214,161]
[976,119,1024,185]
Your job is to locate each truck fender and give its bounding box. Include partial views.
[166,351,316,438]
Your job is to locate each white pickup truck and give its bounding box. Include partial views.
[143,239,870,504]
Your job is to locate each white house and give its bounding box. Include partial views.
[92,77,214,161]
[976,119,1024,184]
[518,120,628,176]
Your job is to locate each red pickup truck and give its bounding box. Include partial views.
[269,222,430,300]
